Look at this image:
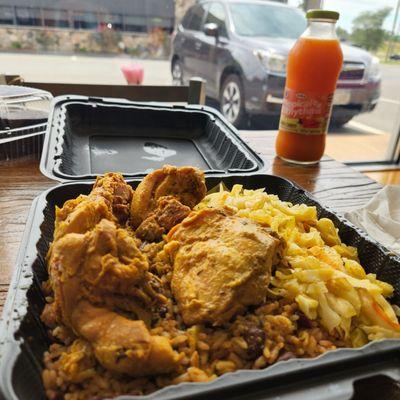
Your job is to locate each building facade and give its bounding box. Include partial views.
[0,0,175,33]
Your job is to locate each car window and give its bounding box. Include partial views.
[181,7,194,29]
[187,4,206,31]
[229,3,306,39]
[205,3,228,37]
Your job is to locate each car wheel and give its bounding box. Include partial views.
[172,59,184,86]
[220,74,247,128]
[330,115,354,128]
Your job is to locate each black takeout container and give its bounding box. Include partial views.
[1,97,400,400]
[39,96,265,182]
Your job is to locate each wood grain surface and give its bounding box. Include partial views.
[365,170,400,185]
[0,132,382,313]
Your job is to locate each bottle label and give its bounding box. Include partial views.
[279,88,334,135]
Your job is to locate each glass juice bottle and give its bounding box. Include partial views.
[276,10,343,164]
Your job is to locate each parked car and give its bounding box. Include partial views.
[171,0,381,128]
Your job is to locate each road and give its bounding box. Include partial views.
[326,64,399,162]
[0,52,172,85]
[354,64,400,134]
[0,52,398,162]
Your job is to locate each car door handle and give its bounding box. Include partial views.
[195,42,202,50]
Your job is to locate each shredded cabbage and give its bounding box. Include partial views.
[196,184,400,345]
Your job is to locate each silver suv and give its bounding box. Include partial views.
[171,0,381,128]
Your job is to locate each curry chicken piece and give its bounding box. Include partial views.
[130,165,206,228]
[167,208,283,326]
[135,196,191,242]
[70,302,178,376]
[44,173,179,377]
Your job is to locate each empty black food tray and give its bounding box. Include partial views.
[1,174,400,400]
[40,96,265,182]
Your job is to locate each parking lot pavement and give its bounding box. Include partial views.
[349,64,400,136]
[325,64,400,162]
[326,128,391,162]
[0,52,398,162]
[0,52,172,85]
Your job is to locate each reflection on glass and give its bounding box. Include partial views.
[229,3,306,39]
[43,9,69,28]
[0,0,396,165]
[16,7,42,27]
[73,11,97,30]
[0,6,14,25]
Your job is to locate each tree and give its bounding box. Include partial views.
[298,0,322,12]
[175,0,196,23]
[336,27,350,42]
[350,7,392,51]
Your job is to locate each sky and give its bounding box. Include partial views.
[287,0,399,33]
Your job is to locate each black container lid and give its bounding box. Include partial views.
[40,95,265,183]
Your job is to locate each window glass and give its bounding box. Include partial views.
[123,15,147,33]
[98,13,123,30]
[319,0,400,164]
[0,0,177,96]
[73,11,97,30]
[181,7,193,29]
[0,0,398,167]
[229,3,306,38]
[0,6,14,25]
[205,3,228,37]
[187,4,206,31]
[43,9,69,28]
[16,7,42,27]
[149,17,170,28]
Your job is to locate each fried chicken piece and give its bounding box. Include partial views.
[167,208,283,326]
[49,219,164,308]
[45,173,179,377]
[91,173,133,224]
[130,165,206,228]
[52,194,114,242]
[136,196,191,242]
[52,172,133,242]
[71,301,178,376]
[47,219,178,375]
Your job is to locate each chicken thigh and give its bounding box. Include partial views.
[45,173,179,376]
[167,208,283,326]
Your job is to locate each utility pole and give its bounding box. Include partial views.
[386,0,400,61]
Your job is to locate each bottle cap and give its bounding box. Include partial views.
[306,9,339,21]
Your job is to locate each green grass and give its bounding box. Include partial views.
[373,40,400,64]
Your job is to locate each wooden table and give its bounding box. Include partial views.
[0,132,382,312]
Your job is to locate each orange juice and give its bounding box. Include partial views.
[276,10,343,164]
